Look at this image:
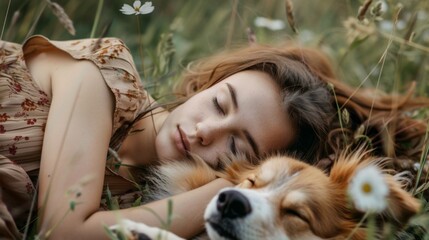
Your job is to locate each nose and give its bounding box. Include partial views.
[195,121,225,146]
[216,190,252,219]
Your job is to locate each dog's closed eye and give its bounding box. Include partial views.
[238,178,254,188]
[282,207,309,223]
[238,173,257,188]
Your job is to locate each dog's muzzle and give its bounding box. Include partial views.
[216,189,252,219]
[204,188,257,240]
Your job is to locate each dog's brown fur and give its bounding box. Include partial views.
[142,150,420,239]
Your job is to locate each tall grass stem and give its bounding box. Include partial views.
[22,180,39,240]
[330,84,347,142]
[90,0,104,38]
[226,0,238,48]
[413,123,429,195]
[137,15,146,79]
[379,31,429,53]
[0,0,11,40]
[346,212,370,240]
[25,1,47,40]
[365,34,393,138]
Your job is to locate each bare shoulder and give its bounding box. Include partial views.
[26,47,107,100]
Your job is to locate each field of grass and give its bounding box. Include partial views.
[3,0,428,98]
[1,0,429,239]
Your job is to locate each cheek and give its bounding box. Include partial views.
[177,99,207,123]
[193,148,220,168]
[154,134,174,161]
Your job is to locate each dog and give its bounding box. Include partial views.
[110,150,421,240]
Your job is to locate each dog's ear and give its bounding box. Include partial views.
[329,150,368,188]
[383,175,421,226]
[329,150,420,230]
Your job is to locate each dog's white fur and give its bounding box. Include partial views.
[204,187,292,240]
[110,219,183,240]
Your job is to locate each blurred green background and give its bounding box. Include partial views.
[1,1,429,238]
[1,0,429,100]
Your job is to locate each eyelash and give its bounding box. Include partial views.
[230,136,237,155]
[212,97,225,115]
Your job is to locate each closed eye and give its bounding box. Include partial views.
[283,208,309,223]
[212,97,225,115]
[229,136,237,155]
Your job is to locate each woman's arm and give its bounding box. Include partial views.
[36,51,114,237]
[89,178,232,239]
[35,50,232,239]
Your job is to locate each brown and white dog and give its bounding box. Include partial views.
[111,151,420,240]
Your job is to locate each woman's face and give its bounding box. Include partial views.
[155,70,296,167]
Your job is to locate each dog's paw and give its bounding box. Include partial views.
[109,219,184,240]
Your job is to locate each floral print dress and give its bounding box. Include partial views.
[0,35,148,239]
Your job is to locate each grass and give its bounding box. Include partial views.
[1,0,429,239]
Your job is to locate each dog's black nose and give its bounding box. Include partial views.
[216,190,252,219]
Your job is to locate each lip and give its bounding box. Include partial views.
[175,125,191,156]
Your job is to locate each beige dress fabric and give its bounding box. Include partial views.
[0,36,149,239]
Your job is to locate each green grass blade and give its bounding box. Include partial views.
[90,0,104,38]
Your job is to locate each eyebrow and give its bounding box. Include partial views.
[226,83,238,110]
[226,83,260,156]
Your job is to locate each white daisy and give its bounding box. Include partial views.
[254,17,285,31]
[120,1,154,15]
[348,165,389,213]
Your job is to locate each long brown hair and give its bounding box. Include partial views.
[303,52,429,162]
[174,44,335,164]
[174,43,429,164]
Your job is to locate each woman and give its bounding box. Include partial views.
[2,34,428,239]
[0,35,333,239]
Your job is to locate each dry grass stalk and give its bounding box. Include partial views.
[246,27,257,45]
[92,21,112,51]
[404,13,417,42]
[343,17,375,43]
[370,1,383,19]
[285,0,298,33]
[5,10,20,40]
[226,0,239,48]
[46,0,76,36]
[0,0,11,40]
[357,0,373,21]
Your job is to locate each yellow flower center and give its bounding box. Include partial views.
[134,7,140,11]
[362,182,372,194]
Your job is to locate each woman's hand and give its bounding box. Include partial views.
[92,177,234,239]
[108,178,233,239]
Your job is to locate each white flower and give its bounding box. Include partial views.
[348,165,389,213]
[254,17,285,31]
[120,1,154,15]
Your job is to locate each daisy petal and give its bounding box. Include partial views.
[120,4,136,15]
[267,20,285,31]
[348,165,388,213]
[133,0,142,9]
[139,2,154,14]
